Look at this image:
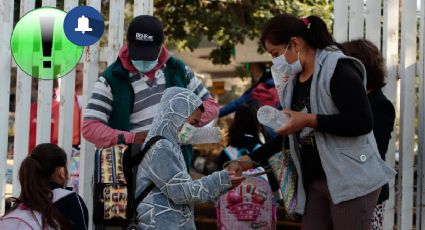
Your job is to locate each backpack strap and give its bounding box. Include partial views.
[133,136,164,208]
[123,135,165,225]
[134,184,155,208]
[129,136,165,166]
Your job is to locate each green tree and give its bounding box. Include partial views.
[155,0,333,64]
[14,0,333,65]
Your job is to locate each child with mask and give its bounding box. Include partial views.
[135,87,244,229]
[0,143,88,230]
[82,15,218,172]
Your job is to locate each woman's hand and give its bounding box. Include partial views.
[276,109,317,136]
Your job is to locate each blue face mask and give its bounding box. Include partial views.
[131,59,158,73]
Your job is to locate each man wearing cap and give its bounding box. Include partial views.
[82,15,219,168]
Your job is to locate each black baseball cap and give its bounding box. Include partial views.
[127,15,164,61]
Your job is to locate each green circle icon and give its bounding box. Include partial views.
[11,7,83,79]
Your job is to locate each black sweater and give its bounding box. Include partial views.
[51,183,89,230]
[368,88,395,203]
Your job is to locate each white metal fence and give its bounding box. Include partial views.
[334,0,424,229]
[0,1,153,229]
[0,0,424,229]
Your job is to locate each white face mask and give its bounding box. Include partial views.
[271,42,302,76]
[131,59,158,73]
[177,122,197,144]
[177,122,221,144]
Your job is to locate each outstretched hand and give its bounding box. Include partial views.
[227,171,246,188]
[224,155,256,177]
[276,109,317,136]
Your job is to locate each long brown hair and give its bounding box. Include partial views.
[342,39,386,91]
[228,103,261,148]
[7,143,69,229]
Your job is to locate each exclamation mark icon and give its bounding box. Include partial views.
[39,16,55,68]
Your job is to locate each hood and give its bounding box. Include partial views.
[146,87,203,143]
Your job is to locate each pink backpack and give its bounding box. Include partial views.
[0,188,74,230]
[217,177,276,230]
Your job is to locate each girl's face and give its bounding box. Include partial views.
[177,107,203,133]
[51,166,68,187]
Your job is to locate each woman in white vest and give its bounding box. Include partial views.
[0,143,88,230]
[229,14,396,230]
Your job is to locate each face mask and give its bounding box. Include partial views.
[177,122,197,144]
[271,42,302,76]
[131,59,158,73]
[177,122,221,144]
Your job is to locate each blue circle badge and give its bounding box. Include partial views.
[64,5,104,46]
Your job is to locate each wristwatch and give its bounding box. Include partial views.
[117,133,126,145]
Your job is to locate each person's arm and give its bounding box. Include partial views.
[372,96,396,158]
[225,135,284,175]
[81,120,137,147]
[316,59,374,136]
[219,90,253,117]
[82,77,145,147]
[249,135,284,164]
[185,66,219,126]
[142,140,233,204]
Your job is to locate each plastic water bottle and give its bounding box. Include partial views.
[257,105,288,130]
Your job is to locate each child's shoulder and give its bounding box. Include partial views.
[52,188,75,203]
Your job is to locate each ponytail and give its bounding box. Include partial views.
[5,144,69,229]
[303,16,343,50]
[261,14,343,51]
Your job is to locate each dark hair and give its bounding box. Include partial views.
[6,143,69,229]
[228,104,260,148]
[342,39,386,90]
[260,14,342,50]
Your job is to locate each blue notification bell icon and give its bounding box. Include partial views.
[74,15,92,34]
[64,6,104,46]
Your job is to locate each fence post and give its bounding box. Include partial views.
[35,0,58,150]
[59,0,78,165]
[134,0,154,16]
[333,0,349,42]
[417,0,425,228]
[0,0,14,215]
[107,0,125,65]
[398,0,417,229]
[365,0,382,49]
[382,0,399,228]
[348,0,364,40]
[79,0,101,229]
[12,0,36,198]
